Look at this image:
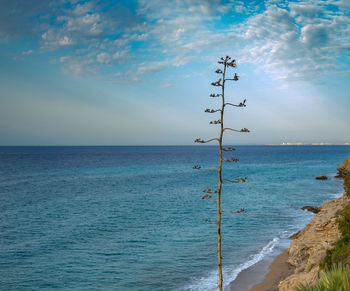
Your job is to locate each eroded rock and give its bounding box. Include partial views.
[336,156,350,178]
[301,206,320,214]
[316,175,328,180]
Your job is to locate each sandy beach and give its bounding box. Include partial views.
[229,248,294,291]
[248,250,294,291]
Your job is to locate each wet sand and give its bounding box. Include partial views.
[229,249,294,291]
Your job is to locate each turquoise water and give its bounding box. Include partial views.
[0,146,348,290]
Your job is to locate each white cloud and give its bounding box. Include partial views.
[59,56,69,63]
[137,33,148,40]
[65,59,96,76]
[112,47,130,60]
[62,13,103,35]
[72,2,93,15]
[41,2,105,51]
[333,0,350,10]
[114,32,149,47]
[129,0,350,82]
[237,1,350,81]
[22,49,33,55]
[59,36,73,46]
[17,0,349,82]
[41,31,74,48]
[136,60,169,76]
[289,2,324,20]
[96,52,111,64]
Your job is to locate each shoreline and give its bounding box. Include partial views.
[228,191,348,291]
[247,250,294,291]
[228,245,294,291]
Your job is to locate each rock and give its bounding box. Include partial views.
[278,195,349,291]
[278,158,350,290]
[289,230,302,239]
[316,175,328,180]
[301,206,320,214]
[336,156,350,178]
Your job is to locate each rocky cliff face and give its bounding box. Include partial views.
[278,194,349,291]
[336,156,350,177]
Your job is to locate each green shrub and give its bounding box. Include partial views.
[320,176,350,270]
[345,175,350,198]
[295,265,350,291]
[339,205,350,235]
[320,235,350,270]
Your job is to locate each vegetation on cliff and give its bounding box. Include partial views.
[345,175,350,198]
[320,175,350,270]
[320,234,350,270]
[295,265,350,291]
[288,162,350,290]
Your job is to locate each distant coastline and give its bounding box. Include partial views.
[267,142,350,146]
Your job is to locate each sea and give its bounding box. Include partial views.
[0,146,348,290]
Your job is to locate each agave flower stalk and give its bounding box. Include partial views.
[193,56,249,291]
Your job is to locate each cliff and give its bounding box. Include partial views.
[278,194,349,290]
[336,156,350,177]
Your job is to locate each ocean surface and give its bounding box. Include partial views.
[0,146,348,290]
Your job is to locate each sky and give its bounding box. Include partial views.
[0,0,349,145]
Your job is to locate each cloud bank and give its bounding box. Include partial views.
[1,0,349,82]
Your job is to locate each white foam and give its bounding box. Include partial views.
[176,235,286,291]
[331,190,344,198]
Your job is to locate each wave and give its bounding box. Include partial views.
[176,232,292,291]
[331,190,344,198]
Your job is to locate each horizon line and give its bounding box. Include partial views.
[0,144,350,147]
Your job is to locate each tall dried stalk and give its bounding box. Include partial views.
[194,56,249,291]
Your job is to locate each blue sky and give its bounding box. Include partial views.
[0,0,349,145]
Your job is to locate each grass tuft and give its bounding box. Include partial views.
[295,265,350,291]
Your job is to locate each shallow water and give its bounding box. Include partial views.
[0,146,348,290]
